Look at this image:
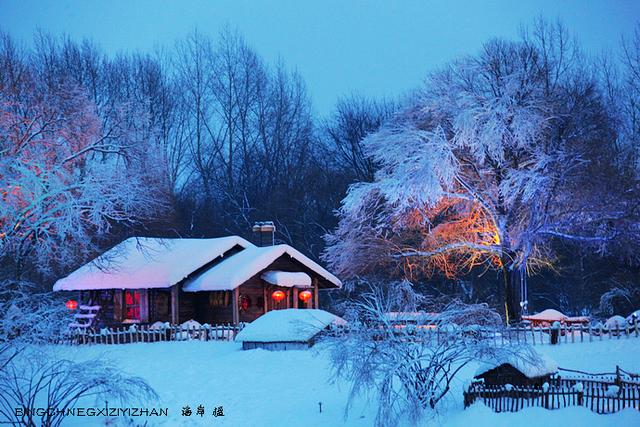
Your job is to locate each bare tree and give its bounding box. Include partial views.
[324,94,396,182]
[326,281,537,426]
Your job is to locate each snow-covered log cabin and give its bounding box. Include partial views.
[53,222,341,328]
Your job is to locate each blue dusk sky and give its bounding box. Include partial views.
[1,0,638,115]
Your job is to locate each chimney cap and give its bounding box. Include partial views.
[253,221,275,232]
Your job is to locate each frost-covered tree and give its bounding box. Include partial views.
[327,281,536,426]
[324,21,638,322]
[0,35,170,279]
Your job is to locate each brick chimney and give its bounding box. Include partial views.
[252,221,275,246]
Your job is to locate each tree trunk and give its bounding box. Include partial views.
[501,258,520,325]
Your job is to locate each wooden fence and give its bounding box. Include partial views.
[330,320,640,346]
[64,323,245,345]
[464,371,640,414]
[388,321,640,346]
[489,321,640,346]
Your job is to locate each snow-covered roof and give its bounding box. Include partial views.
[261,271,312,288]
[522,309,567,322]
[234,309,345,343]
[183,244,342,291]
[53,236,251,291]
[475,353,558,379]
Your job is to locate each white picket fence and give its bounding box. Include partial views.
[66,323,245,345]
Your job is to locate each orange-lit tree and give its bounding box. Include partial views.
[0,58,168,280]
[324,23,636,323]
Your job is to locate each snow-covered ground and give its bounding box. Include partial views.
[44,338,640,426]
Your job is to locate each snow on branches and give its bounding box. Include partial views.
[325,281,533,426]
[324,25,637,321]
[0,66,169,278]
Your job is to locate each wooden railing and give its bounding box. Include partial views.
[464,371,640,414]
[489,321,640,346]
[64,323,245,345]
[329,321,640,346]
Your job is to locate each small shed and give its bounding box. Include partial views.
[474,354,558,387]
[522,309,589,327]
[235,308,345,350]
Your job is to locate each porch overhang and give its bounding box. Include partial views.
[261,271,312,288]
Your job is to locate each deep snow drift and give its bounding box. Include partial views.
[36,338,640,426]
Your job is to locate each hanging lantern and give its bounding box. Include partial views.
[299,290,312,303]
[66,299,78,310]
[271,290,286,302]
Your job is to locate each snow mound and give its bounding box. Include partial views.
[605,315,626,329]
[149,321,170,330]
[475,352,558,379]
[235,309,345,343]
[180,319,202,329]
[627,310,640,323]
[605,385,620,397]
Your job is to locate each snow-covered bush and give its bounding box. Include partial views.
[325,281,528,426]
[0,281,70,344]
[0,347,157,427]
[599,286,640,316]
[0,282,157,426]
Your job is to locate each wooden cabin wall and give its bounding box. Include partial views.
[149,289,172,323]
[99,290,116,326]
[208,291,234,324]
[178,289,196,323]
[238,279,268,323]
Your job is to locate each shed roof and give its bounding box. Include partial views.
[475,353,558,379]
[234,309,345,343]
[522,309,567,322]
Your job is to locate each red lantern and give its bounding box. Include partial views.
[66,299,78,310]
[271,290,286,302]
[299,290,312,303]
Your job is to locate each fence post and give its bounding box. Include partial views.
[625,323,630,338]
[600,324,604,341]
[530,324,536,345]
